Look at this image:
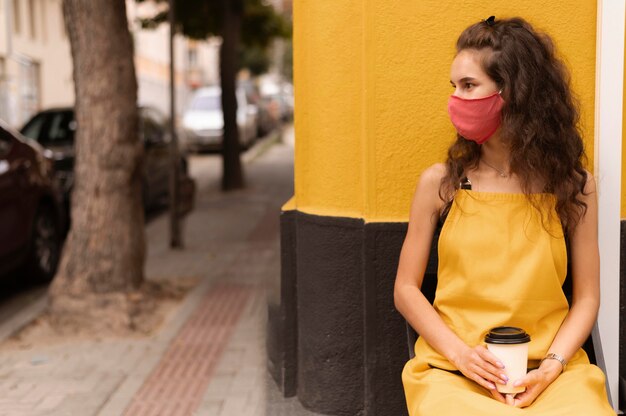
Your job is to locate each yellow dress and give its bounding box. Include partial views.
[402,189,615,415]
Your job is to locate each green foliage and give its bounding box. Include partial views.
[239,45,269,75]
[240,0,290,48]
[135,0,291,47]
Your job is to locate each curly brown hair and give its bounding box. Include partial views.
[439,17,588,233]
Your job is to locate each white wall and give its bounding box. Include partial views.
[0,0,73,127]
[127,0,221,118]
[0,0,221,128]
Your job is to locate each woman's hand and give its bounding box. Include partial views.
[507,360,562,408]
[452,345,509,392]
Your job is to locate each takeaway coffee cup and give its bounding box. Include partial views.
[484,326,531,394]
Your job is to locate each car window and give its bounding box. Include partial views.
[21,111,75,145]
[142,116,165,145]
[41,111,75,145]
[190,94,221,111]
[142,107,165,126]
[20,113,47,141]
[0,128,13,157]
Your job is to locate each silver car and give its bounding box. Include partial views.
[181,86,257,152]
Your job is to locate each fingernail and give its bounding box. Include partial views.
[497,361,505,368]
[488,383,496,390]
[501,374,509,382]
[513,380,521,387]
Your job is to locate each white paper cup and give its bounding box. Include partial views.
[484,327,531,394]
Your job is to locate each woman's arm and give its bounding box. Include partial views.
[547,172,600,366]
[511,172,600,408]
[394,163,508,394]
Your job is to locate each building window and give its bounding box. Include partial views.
[20,60,40,125]
[188,48,198,67]
[29,0,37,39]
[12,0,20,34]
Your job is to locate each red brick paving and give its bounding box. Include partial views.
[124,283,251,416]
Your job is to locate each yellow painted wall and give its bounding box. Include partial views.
[292,1,598,222]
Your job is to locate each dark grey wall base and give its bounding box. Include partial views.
[296,214,365,415]
[363,223,413,416]
[619,221,626,413]
[267,211,626,415]
[267,211,412,416]
[267,210,298,398]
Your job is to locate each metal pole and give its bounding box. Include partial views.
[169,0,182,248]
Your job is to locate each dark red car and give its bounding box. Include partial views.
[0,120,64,282]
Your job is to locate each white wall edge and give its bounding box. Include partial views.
[593,0,625,411]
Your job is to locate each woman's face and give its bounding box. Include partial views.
[450,49,499,99]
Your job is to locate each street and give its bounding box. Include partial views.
[0,124,321,416]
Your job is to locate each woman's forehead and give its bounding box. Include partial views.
[450,49,490,81]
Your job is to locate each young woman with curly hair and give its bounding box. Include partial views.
[394,16,615,415]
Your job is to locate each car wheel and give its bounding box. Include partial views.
[26,205,61,283]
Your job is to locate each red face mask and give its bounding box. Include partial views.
[447,91,505,144]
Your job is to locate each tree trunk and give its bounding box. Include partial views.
[220,0,245,191]
[49,0,145,331]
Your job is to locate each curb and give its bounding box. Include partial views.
[97,276,216,415]
[0,292,47,344]
[243,128,282,165]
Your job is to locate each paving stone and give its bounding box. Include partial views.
[0,127,324,416]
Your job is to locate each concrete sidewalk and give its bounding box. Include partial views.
[0,126,321,416]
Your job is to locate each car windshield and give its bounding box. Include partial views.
[21,111,75,145]
[190,94,221,111]
[20,113,47,141]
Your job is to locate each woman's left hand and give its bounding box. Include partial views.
[508,360,563,407]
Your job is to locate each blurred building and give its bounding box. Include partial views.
[0,0,221,129]
[126,0,221,118]
[0,0,73,127]
[265,0,292,80]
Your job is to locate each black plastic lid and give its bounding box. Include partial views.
[484,326,530,344]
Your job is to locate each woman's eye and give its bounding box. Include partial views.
[465,83,474,89]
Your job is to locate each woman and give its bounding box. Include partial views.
[394,16,615,415]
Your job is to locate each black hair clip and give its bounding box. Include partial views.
[484,16,496,27]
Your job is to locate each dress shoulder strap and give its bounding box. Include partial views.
[460,176,472,190]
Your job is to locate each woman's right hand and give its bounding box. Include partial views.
[452,345,510,394]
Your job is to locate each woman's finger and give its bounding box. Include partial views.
[466,348,506,382]
[505,393,516,406]
[477,346,505,369]
[476,347,509,383]
[474,356,508,382]
[469,370,496,391]
[489,388,506,404]
[513,371,537,389]
[470,362,507,386]
[514,394,534,408]
[512,384,540,408]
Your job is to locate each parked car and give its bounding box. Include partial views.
[0,120,64,282]
[181,86,258,152]
[20,106,190,225]
[260,81,294,123]
[238,79,280,137]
